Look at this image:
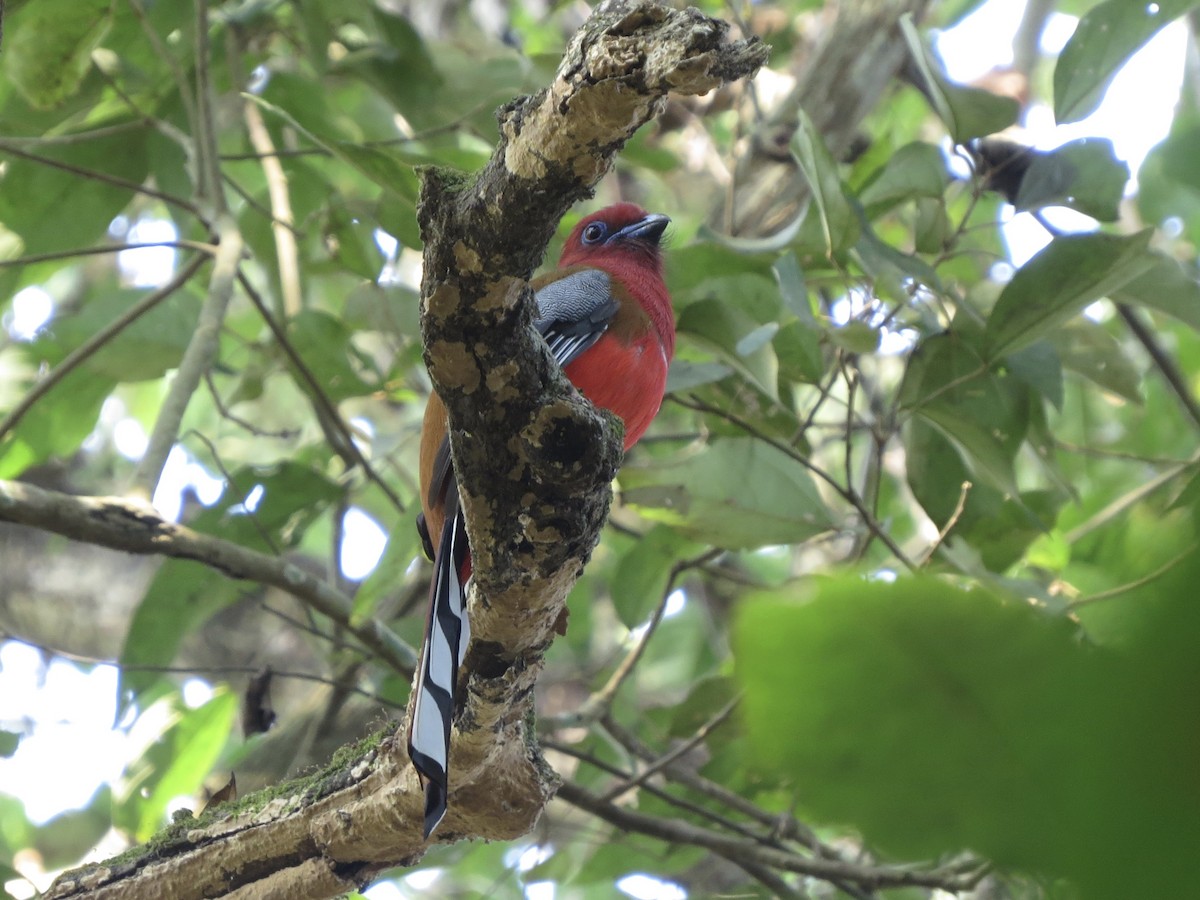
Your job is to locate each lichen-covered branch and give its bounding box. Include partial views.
[415,0,766,844]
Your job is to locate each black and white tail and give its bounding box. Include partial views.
[408,496,470,838]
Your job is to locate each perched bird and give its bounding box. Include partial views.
[409,203,674,837]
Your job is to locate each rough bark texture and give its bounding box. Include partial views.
[40,3,765,897]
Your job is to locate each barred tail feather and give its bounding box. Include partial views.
[408,503,470,838]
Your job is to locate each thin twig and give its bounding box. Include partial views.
[1064,453,1199,544]
[236,272,408,516]
[555,781,986,892]
[541,736,777,844]
[0,479,417,675]
[0,241,217,268]
[601,694,740,802]
[918,481,972,567]
[132,220,243,498]
[570,547,721,724]
[600,717,827,855]
[672,394,916,570]
[0,139,203,220]
[1118,303,1200,429]
[0,254,210,442]
[0,633,402,710]
[1069,541,1200,609]
[203,372,300,439]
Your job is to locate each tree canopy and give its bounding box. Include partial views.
[2,0,1199,898]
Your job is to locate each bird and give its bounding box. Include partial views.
[408,202,674,838]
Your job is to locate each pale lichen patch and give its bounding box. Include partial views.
[427,340,481,393]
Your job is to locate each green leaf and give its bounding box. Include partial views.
[620,438,834,550]
[1014,138,1130,221]
[773,319,825,385]
[827,321,880,355]
[859,141,950,210]
[1,0,112,109]
[792,108,859,255]
[1114,252,1200,330]
[664,359,732,393]
[27,284,197,382]
[0,369,115,479]
[1051,320,1143,403]
[986,230,1155,358]
[610,525,703,629]
[918,405,1019,497]
[118,561,240,712]
[737,564,1200,899]
[677,294,780,401]
[1054,0,1196,124]
[772,252,813,321]
[1004,340,1064,411]
[323,199,384,280]
[0,731,18,758]
[0,129,150,255]
[118,691,237,841]
[286,310,380,401]
[899,15,1019,142]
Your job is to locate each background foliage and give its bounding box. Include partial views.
[2,0,1199,897]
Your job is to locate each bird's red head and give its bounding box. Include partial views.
[558,202,674,358]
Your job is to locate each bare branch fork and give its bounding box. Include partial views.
[38,4,765,897]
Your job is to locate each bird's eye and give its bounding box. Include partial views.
[581,222,607,244]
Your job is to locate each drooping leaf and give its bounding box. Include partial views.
[792,108,859,255]
[1114,252,1200,330]
[1054,0,1196,124]
[986,231,1155,358]
[899,14,1019,143]
[620,438,834,549]
[118,561,241,713]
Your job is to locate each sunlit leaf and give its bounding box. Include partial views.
[792,108,859,255]
[899,14,1019,143]
[986,231,1155,358]
[1054,0,1195,123]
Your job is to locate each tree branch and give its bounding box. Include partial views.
[0,479,416,675]
[556,781,985,893]
[414,0,767,846]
